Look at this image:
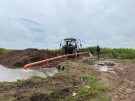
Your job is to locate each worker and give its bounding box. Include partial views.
[96,45,100,59]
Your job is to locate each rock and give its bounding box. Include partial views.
[72,92,77,97]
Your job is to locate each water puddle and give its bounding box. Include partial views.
[99,66,108,72]
[44,67,58,76]
[94,60,116,72]
[0,65,58,82]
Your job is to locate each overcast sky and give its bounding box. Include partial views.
[0,0,135,49]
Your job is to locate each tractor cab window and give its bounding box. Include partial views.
[71,41,76,46]
[66,41,76,46]
[68,42,72,46]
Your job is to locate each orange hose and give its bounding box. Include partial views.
[23,52,89,69]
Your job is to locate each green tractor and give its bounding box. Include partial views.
[60,38,82,54]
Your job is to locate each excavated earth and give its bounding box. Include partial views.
[0,60,99,101]
[0,49,135,101]
[0,48,56,68]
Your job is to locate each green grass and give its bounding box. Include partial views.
[0,99,5,101]
[56,75,111,101]
[0,76,46,87]
[1,47,135,60]
[14,79,25,85]
[83,75,100,84]
[81,47,135,60]
[0,82,13,86]
[40,46,135,60]
[29,76,44,83]
[12,76,45,85]
[76,75,110,101]
[0,48,13,53]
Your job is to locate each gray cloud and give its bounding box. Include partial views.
[0,0,135,49]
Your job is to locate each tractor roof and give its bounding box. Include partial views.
[64,38,76,41]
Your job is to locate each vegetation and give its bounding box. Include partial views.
[76,75,110,101]
[0,74,110,101]
[1,47,135,59]
[81,47,135,59]
[56,75,110,101]
[0,48,13,53]
[38,47,135,60]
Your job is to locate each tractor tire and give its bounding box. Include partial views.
[72,49,78,57]
[73,49,77,54]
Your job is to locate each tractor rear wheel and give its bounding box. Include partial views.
[73,49,77,54]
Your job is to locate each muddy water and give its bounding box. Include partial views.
[94,60,116,72]
[0,65,58,82]
[99,66,108,72]
[44,67,58,76]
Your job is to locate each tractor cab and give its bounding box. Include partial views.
[60,38,82,54]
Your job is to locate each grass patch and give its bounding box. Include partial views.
[77,75,110,101]
[0,98,5,101]
[0,48,13,53]
[96,83,108,92]
[78,86,99,98]
[81,47,135,60]
[13,76,45,85]
[14,79,25,85]
[1,47,135,60]
[0,82,13,87]
[44,47,135,60]
[83,75,100,85]
[101,95,111,101]
[56,75,111,101]
[29,76,44,83]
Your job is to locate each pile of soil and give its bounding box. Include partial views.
[0,48,56,68]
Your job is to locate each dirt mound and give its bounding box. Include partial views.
[0,48,56,68]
